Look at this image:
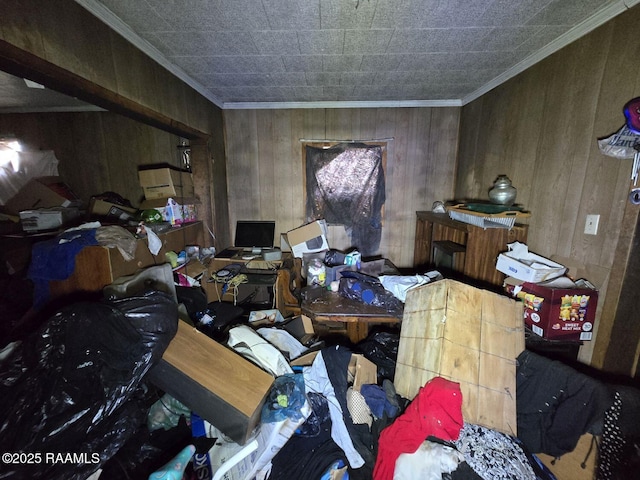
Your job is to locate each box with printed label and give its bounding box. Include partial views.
[19,207,82,232]
[138,166,195,200]
[496,242,566,283]
[89,198,137,221]
[506,277,598,341]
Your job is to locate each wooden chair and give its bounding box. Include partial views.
[275,257,303,316]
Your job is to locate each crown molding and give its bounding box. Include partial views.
[75,0,224,108]
[222,99,462,109]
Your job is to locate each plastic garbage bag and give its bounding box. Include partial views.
[262,374,307,423]
[356,331,400,382]
[338,271,403,315]
[0,290,178,480]
[378,271,442,302]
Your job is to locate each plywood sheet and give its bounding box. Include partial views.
[395,279,524,435]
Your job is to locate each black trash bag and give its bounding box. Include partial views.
[324,249,346,267]
[175,285,208,320]
[338,271,403,315]
[356,331,400,383]
[0,290,178,480]
[194,301,245,342]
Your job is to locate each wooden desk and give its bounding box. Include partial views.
[302,291,402,343]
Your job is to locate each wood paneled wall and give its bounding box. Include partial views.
[0,112,182,206]
[0,0,229,249]
[456,5,640,367]
[0,0,211,136]
[223,107,460,268]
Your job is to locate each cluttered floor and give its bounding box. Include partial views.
[1,258,639,480]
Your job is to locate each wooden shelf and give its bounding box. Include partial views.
[414,211,528,287]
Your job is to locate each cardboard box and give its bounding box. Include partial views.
[89,198,137,221]
[506,276,598,341]
[138,166,195,199]
[496,242,566,283]
[348,354,377,391]
[282,315,316,345]
[147,320,274,445]
[395,279,525,435]
[19,207,81,232]
[285,220,329,258]
[139,197,198,225]
[4,176,81,215]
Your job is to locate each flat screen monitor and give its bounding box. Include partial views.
[234,220,276,249]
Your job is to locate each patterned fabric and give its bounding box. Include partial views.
[347,387,373,427]
[455,423,537,480]
[597,391,623,480]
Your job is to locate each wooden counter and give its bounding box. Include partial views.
[414,211,528,287]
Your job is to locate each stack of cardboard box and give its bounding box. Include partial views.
[3,176,82,232]
[138,165,198,225]
[497,242,599,342]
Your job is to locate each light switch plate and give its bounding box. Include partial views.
[584,214,600,235]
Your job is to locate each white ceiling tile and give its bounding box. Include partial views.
[144,0,226,30]
[262,0,322,30]
[344,29,394,54]
[306,72,342,86]
[527,0,615,26]
[27,0,630,107]
[251,31,301,55]
[323,55,364,71]
[282,55,324,72]
[340,71,375,85]
[481,26,545,52]
[298,30,345,55]
[319,0,379,29]
[218,0,269,30]
[473,0,555,27]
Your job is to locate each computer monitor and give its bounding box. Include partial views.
[234,220,276,250]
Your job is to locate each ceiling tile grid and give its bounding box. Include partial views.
[3,0,634,110]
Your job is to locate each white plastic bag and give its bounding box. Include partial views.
[598,124,640,159]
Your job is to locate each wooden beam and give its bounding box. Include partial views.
[0,39,208,140]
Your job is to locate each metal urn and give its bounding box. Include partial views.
[488,175,517,206]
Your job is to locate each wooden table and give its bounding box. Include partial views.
[302,290,402,343]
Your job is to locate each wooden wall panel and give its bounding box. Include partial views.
[0,0,229,250]
[224,107,460,268]
[0,111,182,206]
[0,0,217,136]
[455,5,640,367]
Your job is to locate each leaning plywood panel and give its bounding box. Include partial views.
[395,279,525,435]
